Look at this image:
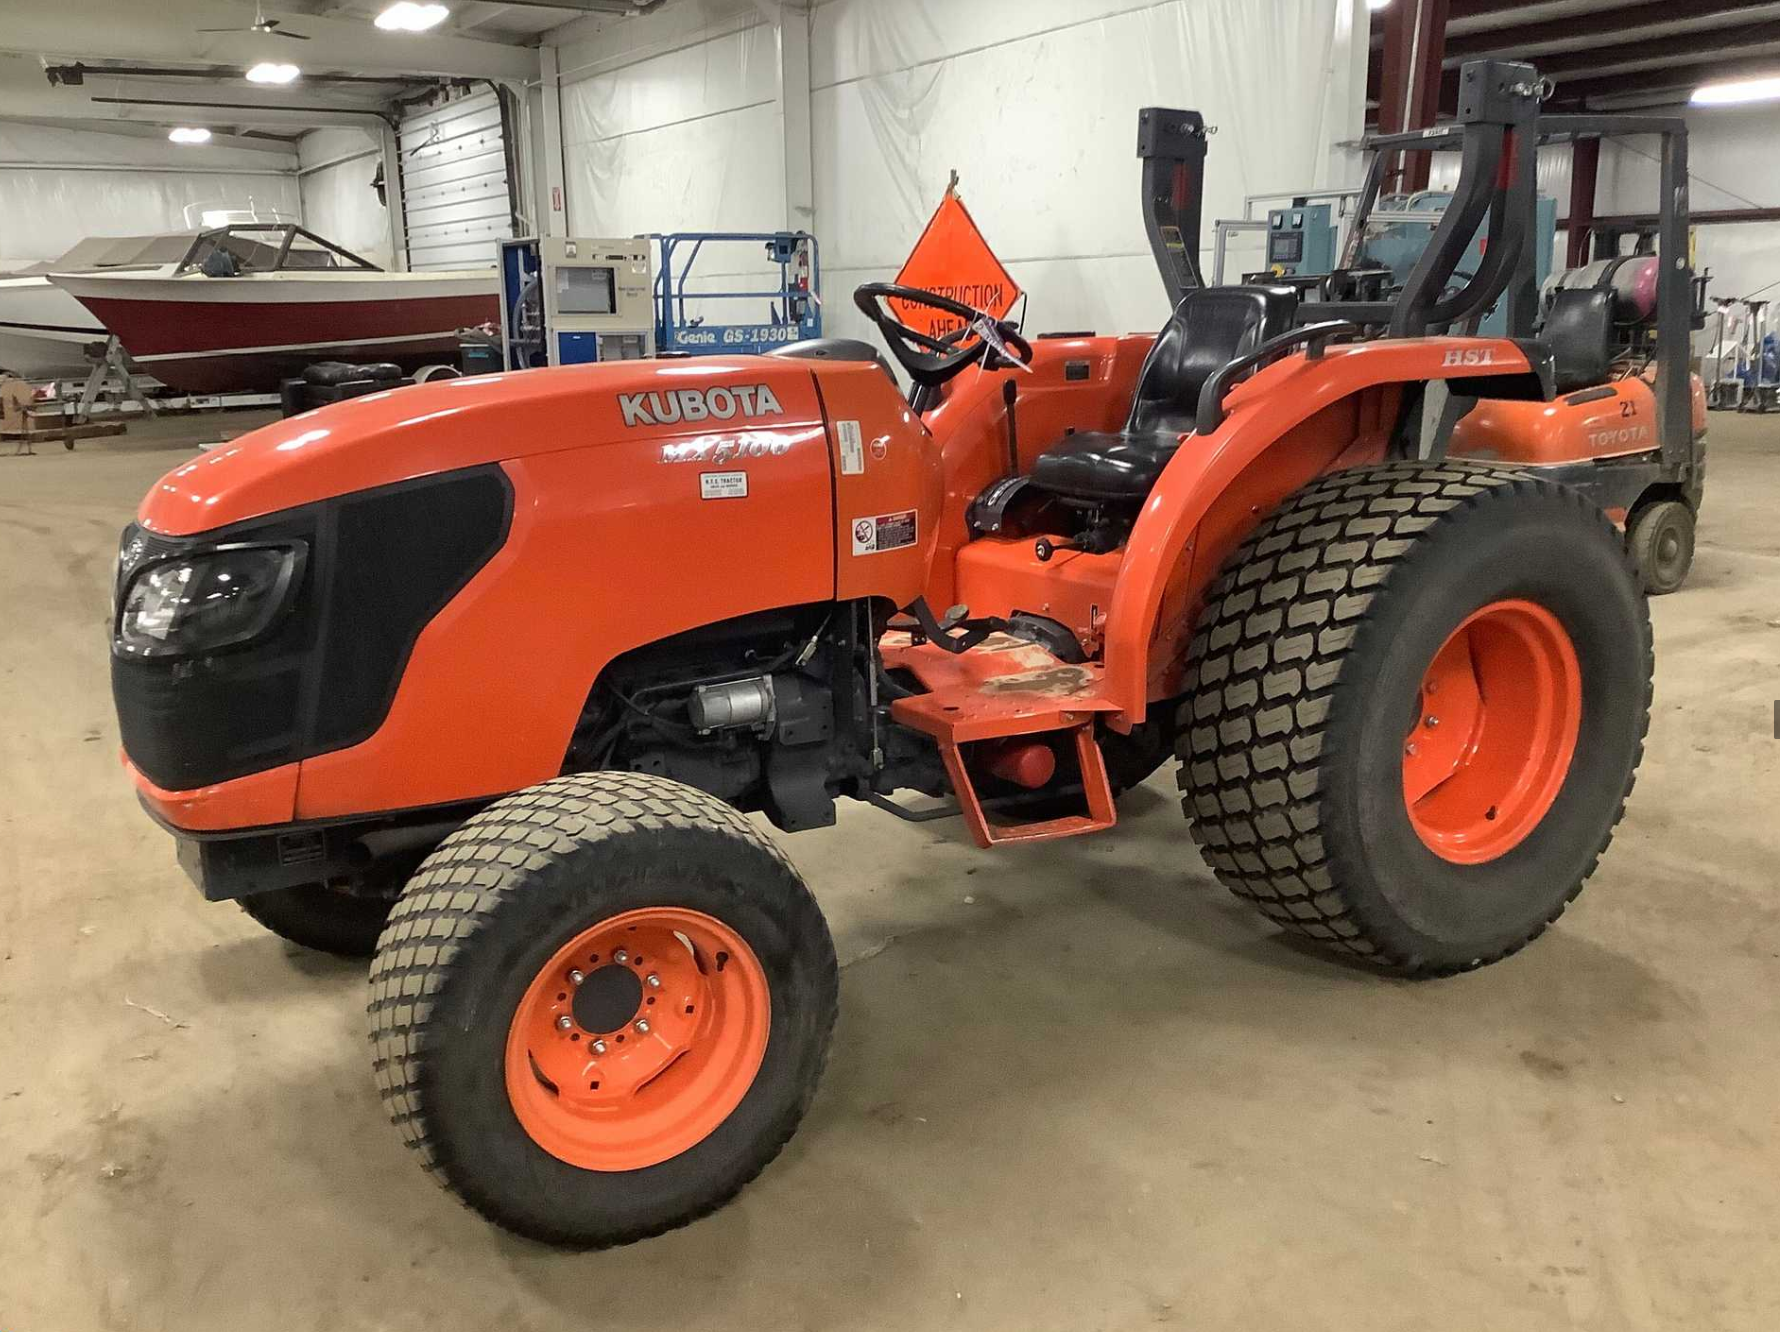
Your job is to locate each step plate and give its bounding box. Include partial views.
[883,631,1114,743]
[882,631,1116,847]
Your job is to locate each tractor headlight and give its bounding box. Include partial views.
[115,543,305,659]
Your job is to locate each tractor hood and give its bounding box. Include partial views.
[137,357,827,536]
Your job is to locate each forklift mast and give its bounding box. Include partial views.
[1335,60,1693,476]
[1136,106,1210,307]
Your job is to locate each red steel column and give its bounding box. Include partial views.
[1567,135,1601,268]
[1377,0,1451,193]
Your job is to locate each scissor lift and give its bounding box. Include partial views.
[649,231,821,355]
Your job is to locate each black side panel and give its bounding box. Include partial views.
[309,469,511,751]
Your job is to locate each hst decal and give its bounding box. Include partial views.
[620,384,785,428]
[1442,348,1497,367]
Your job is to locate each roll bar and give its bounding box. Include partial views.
[1135,106,1209,308]
[1130,63,1693,471]
[1331,70,1693,473]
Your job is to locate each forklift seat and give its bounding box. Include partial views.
[1542,287,1616,393]
[1028,285,1298,504]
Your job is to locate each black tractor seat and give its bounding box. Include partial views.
[1029,284,1298,504]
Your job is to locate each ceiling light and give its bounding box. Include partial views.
[1367,0,1392,9]
[168,127,213,144]
[1691,74,1780,106]
[245,62,301,85]
[375,2,449,31]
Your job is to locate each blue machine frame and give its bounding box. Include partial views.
[649,232,821,355]
[1357,191,1557,336]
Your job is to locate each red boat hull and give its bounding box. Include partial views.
[60,284,497,393]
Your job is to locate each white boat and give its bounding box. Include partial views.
[0,235,195,380]
[50,224,497,393]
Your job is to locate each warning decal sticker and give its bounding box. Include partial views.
[837,419,865,475]
[851,509,918,556]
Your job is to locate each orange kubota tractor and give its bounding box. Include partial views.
[113,62,1666,1247]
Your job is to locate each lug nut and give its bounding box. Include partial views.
[613,949,629,964]
[568,969,585,985]
[1405,742,1419,757]
[634,1019,651,1035]
[645,973,660,989]
[591,1039,606,1055]
[556,1015,574,1031]
[1424,715,1440,729]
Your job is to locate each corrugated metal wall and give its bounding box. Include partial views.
[398,88,512,271]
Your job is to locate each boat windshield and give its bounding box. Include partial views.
[177,225,381,277]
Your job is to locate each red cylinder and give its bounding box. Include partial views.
[981,740,1057,790]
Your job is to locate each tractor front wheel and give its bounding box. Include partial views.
[1177,461,1651,976]
[367,772,837,1247]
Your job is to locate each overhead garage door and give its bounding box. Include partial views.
[398,88,514,272]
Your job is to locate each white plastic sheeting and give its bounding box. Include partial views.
[0,122,298,268]
[554,0,1364,342]
[1595,105,1780,302]
[298,127,392,269]
[559,13,784,240]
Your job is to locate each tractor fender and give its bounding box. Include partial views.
[1100,336,1545,723]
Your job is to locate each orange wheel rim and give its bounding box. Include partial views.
[1402,599,1582,865]
[504,907,769,1172]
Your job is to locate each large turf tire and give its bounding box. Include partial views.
[367,772,837,1248]
[238,882,397,958]
[1177,461,1652,977]
[1627,497,1695,595]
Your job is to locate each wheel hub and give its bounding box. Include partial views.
[570,963,643,1034]
[504,907,770,1172]
[1402,599,1582,864]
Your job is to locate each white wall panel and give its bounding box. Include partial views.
[297,127,391,269]
[811,0,1363,342]
[1596,105,1780,301]
[560,19,783,251]
[0,122,297,268]
[549,0,1364,342]
[563,99,785,241]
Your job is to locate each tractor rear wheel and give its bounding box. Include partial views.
[1628,498,1695,595]
[367,772,836,1247]
[1176,461,1651,977]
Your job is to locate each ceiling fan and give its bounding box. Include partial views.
[197,2,311,41]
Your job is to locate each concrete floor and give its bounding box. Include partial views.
[3,407,1779,1331]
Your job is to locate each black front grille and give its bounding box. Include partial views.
[112,467,511,792]
[311,470,514,751]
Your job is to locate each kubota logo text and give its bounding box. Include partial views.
[1441,348,1496,367]
[619,384,785,428]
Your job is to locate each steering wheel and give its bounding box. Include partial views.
[852,282,1032,386]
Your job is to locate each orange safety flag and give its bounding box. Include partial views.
[889,190,1021,340]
